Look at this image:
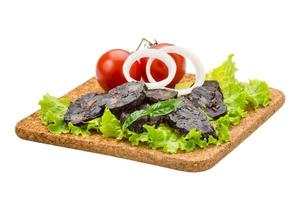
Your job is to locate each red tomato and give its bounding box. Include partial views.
[140,43,186,88]
[96,49,141,91]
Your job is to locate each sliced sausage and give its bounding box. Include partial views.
[145,89,178,103]
[106,81,147,115]
[64,93,107,125]
[165,98,217,140]
[187,80,227,119]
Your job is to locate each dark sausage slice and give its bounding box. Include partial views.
[106,81,147,115]
[145,89,178,103]
[165,98,217,140]
[187,80,227,119]
[64,93,106,125]
[202,80,220,90]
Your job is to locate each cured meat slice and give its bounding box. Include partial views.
[187,80,227,119]
[165,98,217,140]
[145,89,178,103]
[106,82,147,115]
[64,93,106,125]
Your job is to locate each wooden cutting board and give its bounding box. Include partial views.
[15,74,285,172]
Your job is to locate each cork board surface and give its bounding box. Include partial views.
[15,74,285,172]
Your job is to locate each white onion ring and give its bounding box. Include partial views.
[123,48,177,89]
[146,46,205,95]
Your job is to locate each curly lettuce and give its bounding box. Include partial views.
[244,80,271,109]
[39,94,71,133]
[126,124,220,153]
[206,54,271,125]
[206,54,238,96]
[100,108,124,140]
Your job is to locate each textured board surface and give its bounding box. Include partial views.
[15,74,285,172]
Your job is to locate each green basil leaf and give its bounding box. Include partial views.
[122,99,181,131]
[146,99,182,117]
[122,109,147,131]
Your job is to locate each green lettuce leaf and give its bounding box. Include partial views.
[206,54,271,126]
[224,83,248,125]
[39,94,71,134]
[206,55,247,125]
[206,54,238,96]
[244,79,271,109]
[180,129,202,151]
[100,108,124,140]
[87,117,102,132]
[143,124,177,153]
[142,124,212,153]
[128,130,149,146]
[213,115,230,143]
[68,122,90,137]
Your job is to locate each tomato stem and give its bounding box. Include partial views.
[135,38,158,51]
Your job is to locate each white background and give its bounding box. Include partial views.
[0,0,299,199]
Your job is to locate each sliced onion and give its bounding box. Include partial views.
[146,46,205,95]
[123,48,177,89]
